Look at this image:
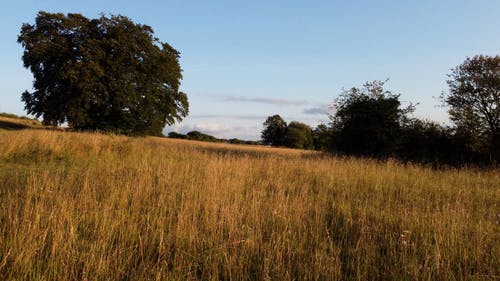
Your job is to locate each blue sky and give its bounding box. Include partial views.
[1,1,499,140]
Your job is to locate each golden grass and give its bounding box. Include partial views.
[0,129,498,280]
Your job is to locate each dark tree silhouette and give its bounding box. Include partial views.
[186,131,218,142]
[329,80,414,157]
[443,55,500,160]
[18,12,188,136]
[261,115,287,146]
[312,124,332,151]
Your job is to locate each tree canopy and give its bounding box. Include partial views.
[261,115,287,146]
[312,124,332,151]
[329,80,414,157]
[18,12,188,136]
[284,121,313,149]
[443,55,499,160]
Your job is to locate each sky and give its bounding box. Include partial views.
[1,1,499,140]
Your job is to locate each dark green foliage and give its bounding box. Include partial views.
[243,140,261,145]
[399,120,451,163]
[261,115,287,146]
[261,116,314,149]
[321,78,496,166]
[329,80,414,157]
[312,124,332,151]
[228,138,261,145]
[443,55,500,161]
[186,131,219,142]
[398,120,479,166]
[228,138,246,144]
[168,131,218,142]
[283,121,313,149]
[168,132,188,139]
[18,11,188,136]
[168,132,261,145]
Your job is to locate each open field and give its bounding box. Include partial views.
[0,129,498,280]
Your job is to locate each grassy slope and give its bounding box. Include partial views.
[0,129,498,280]
[0,114,42,131]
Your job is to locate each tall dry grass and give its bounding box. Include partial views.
[0,129,498,280]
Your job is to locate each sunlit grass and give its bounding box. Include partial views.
[0,129,498,280]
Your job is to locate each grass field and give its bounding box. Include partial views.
[0,129,498,280]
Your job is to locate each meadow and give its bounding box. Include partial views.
[0,128,498,280]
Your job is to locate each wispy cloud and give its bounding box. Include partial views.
[189,123,237,135]
[303,104,330,115]
[220,96,310,106]
[165,121,262,140]
[167,123,235,135]
[189,114,267,120]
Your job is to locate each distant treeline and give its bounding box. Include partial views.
[260,54,499,168]
[167,56,499,167]
[262,113,495,167]
[168,131,261,146]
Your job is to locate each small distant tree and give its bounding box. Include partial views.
[261,115,287,146]
[329,80,414,157]
[228,138,246,144]
[186,131,218,142]
[284,121,313,149]
[443,55,500,161]
[168,132,188,139]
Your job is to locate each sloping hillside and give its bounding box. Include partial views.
[0,113,42,130]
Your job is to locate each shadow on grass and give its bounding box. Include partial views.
[0,120,31,130]
[197,145,331,161]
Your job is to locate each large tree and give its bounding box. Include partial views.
[329,80,414,157]
[444,55,499,159]
[18,12,188,135]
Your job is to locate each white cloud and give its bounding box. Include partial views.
[191,123,235,134]
[220,96,310,106]
[189,114,267,120]
[164,121,262,140]
[303,104,330,115]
